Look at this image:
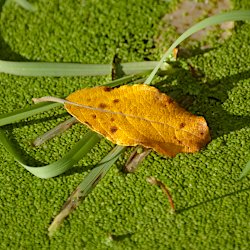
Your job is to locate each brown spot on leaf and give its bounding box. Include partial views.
[110,126,118,133]
[168,98,174,104]
[103,87,113,92]
[87,98,91,102]
[111,117,115,122]
[177,140,182,145]
[113,99,119,103]
[84,121,92,128]
[180,123,185,129]
[92,114,97,119]
[99,103,107,109]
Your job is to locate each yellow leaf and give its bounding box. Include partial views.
[65,84,210,157]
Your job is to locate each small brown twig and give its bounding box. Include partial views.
[146,176,175,213]
[124,146,152,173]
[32,117,78,146]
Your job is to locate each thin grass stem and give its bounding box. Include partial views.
[48,145,126,236]
[33,117,78,147]
[0,102,60,126]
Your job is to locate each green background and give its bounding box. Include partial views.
[0,0,250,249]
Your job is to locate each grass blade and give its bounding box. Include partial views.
[145,10,250,85]
[120,61,162,75]
[0,62,111,76]
[103,74,140,87]
[240,160,250,179]
[12,0,36,12]
[33,117,78,147]
[48,145,126,236]
[0,129,101,178]
[0,102,60,126]
[0,61,160,77]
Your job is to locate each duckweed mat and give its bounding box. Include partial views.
[0,1,250,249]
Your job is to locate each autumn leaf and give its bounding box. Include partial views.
[64,84,210,157]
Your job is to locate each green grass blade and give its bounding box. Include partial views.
[239,160,250,179]
[145,10,250,85]
[121,61,160,75]
[0,129,101,178]
[0,61,159,77]
[0,62,111,76]
[77,145,126,197]
[48,145,126,236]
[0,102,60,126]
[13,0,36,11]
[101,72,147,88]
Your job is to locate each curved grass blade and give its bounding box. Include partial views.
[239,160,250,179]
[0,129,101,178]
[145,10,250,85]
[0,61,160,77]
[0,102,60,126]
[48,145,126,236]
